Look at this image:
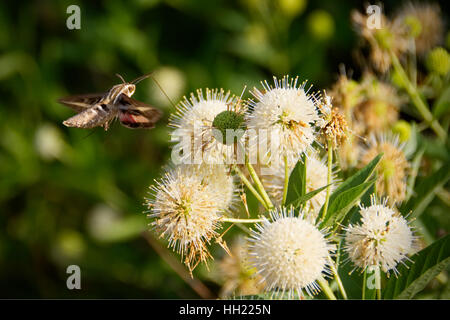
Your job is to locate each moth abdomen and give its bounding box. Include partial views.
[63,104,117,129]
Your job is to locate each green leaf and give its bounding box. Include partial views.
[333,153,382,195]
[342,183,375,227]
[320,179,376,230]
[285,154,306,206]
[383,234,450,299]
[318,153,382,228]
[400,162,450,219]
[285,184,330,210]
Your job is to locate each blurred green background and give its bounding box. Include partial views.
[0,0,448,298]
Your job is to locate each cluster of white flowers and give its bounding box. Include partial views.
[169,75,322,167]
[146,74,416,298]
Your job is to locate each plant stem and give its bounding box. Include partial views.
[390,52,447,141]
[220,217,264,224]
[321,139,333,220]
[282,155,289,206]
[362,268,367,300]
[317,277,337,300]
[328,257,348,299]
[245,158,274,210]
[234,166,269,211]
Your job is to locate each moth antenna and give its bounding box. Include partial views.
[131,72,154,85]
[116,74,126,83]
[150,75,176,109]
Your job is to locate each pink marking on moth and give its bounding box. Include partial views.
[119,112,137,124]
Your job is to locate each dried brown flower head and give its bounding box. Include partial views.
[360,134,409,203]
[393,3,444,55]
[353,73,402,135]
[352,10,409,73]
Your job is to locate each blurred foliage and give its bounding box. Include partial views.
[0,0,448,298]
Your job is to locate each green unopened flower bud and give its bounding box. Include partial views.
[390,69,406,89]
[392,120,411,142]
[426,47,450,76]
[374,28,393,50]
[56,230,85,259]
[403,15,422,38]
[372,100,388,117]
[212,110,245,145]
[307,10,335,40]
[278,0,306,18]
[380,157,396,180]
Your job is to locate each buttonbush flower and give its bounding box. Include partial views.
[146,164,235,273]
[246,75,321,167]
[247,207,334,298]
[344,196,416,275]
[170,89,245,165]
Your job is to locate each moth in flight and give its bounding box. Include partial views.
[58,73,162,130]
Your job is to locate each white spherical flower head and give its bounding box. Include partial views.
[344,197,416,275]
[247,75,320,166]
[248,208,334,298]
[170,89,244,165]
[147,164,235,272]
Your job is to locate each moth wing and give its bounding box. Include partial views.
[58,93,106,112]
[117,94,163,129]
